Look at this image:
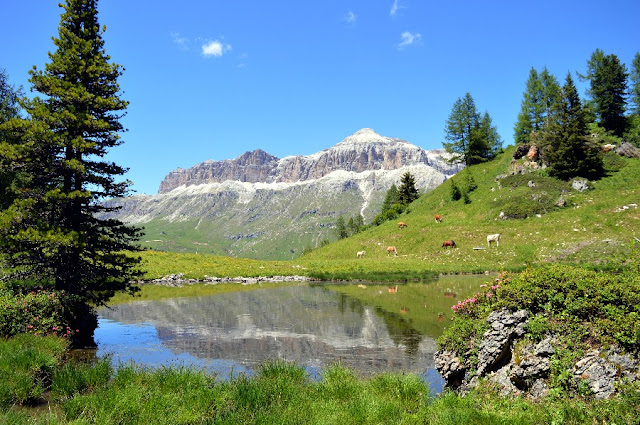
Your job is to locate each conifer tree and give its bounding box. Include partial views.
[629,52,640,116]
[335,216,348,239]
[546,74,603,180]
[0,69,24,210]
[444,93,500,166]
[514,67,560,144]
[0,0,142,344]
[380,184,399,213]
[398,171,419,205]
[581,49,628,136]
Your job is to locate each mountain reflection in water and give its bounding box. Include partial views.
[96,277,488,386]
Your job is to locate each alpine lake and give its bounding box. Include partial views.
[92,274,493,391]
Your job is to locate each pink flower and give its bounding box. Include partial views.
[486,293,493,298]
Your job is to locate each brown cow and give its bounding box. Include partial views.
[434,214,442,223]
[398,222,407,229]
[386,246,398,256]
[442,240,456,249]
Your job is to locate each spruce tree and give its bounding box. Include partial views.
[514,67,560,144]
[0,0,142,344]
[582,49,628,136]
[380,184,399,213]
[444,93,500,166]
[335,216,348,239]
[629,52,640,116]
[546,74,603,180]
[0,69,24,210]
[398,171,419,205]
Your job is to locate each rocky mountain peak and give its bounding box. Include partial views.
[157,129,456,193]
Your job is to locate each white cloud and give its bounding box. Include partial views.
[344,11,357,24]
[397,31,421,49]
[170,32,189,50]
[390,0,405,16]
[202,40,232,58]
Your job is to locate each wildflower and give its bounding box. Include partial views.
[486,293,493,298]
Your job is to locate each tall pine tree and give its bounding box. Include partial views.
[581,49,628,136]
[0,0,142,344]
[0,69,24,210]
[629,52,640,116]
[514,67,560,144]
[444,93,500,166]
[545,74,603,180]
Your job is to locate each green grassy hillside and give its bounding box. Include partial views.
[300,147,640,274]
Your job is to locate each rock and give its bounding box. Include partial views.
[555,197,567,207]
[513,144,531,160]
[602,143,616,153]
[527,180,535,188]
[434,350,467,388]
[572,350,618,399]
[476,309,529,376]
[616,141,640,158]
[526,145,539,161]
[571,178,590,192]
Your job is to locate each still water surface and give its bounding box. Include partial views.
[95,275,491,388]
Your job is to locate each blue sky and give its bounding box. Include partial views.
[1,0,639,195]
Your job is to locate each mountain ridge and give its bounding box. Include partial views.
[106,128,461,259]
[158,128,454,194]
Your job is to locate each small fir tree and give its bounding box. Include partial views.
[380,184,399,213]
[630,52,640,116]
[450,180,461,201]
[398,171,419,205]
[335,216,348,239]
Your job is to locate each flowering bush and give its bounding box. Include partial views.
[450,272,509,318]
[0,288,75,338]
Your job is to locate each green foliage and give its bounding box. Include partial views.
[0,0,143,332]
[0,287,76,338]
[52,357,112,401]
[514,67,561,145]
[545,73,604,180]
[0,334,67,407]
[582,49,628,136]
[380,184,399,213]
[372,203,405,226]
[449,179,461,201]
[335,215,348,239]
[631,52,640,115]
[398,171,420,205]
[0,68,24,211]
[444,92,500,166]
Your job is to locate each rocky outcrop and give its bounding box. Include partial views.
[158,128,459,193]
[435,309,640,400]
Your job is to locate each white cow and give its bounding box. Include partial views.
[487,233,501,247]
[357,250,366,258]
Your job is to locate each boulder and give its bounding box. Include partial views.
[513,144,531,160]
[616,141,640,158]
[571,178,590,192]
[526,145,539,161]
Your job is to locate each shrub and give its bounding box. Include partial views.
[0,288,76,338]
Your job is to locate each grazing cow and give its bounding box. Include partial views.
[356,250,366,258]
[386,246,398,256]
[388,285,398,293]
[442,240,456,249]
[398,222,407,229]
[435,214,442,223]
[487,233,501,247]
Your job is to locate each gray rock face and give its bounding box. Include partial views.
[157,128,459,193]
[436,308,640,400]
[476,309,529,376]
[571,178,590,192]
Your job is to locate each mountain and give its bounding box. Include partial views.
[104,128,461,259]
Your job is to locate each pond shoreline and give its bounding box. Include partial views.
[140,271,497,287]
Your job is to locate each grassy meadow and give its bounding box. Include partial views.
[134,148,640,285]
